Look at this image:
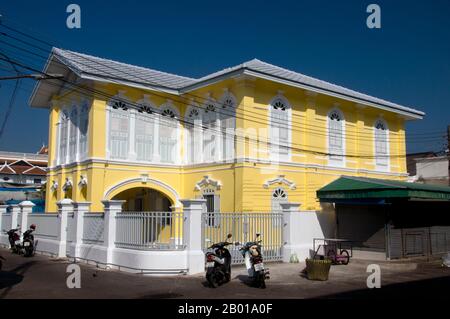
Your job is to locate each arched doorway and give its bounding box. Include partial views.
[112,187,173,212]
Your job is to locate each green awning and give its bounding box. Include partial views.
[317,176,450,202]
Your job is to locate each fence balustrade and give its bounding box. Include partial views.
[115,211,184,250]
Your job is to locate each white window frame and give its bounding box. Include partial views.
[57,109,69,165]
[327,108,346,168]
[184,103,203,165]
[159,101,181,164]
[107,97,131,160]
[78,100,90,161]
[269,95,292,162]
[218,91,236,161]
[135,98,156,162]
[202,97,221,163]
[374,118,390,172]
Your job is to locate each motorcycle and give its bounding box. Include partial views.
[205,233,234,288]
[5,228,21,254]
[22,224,37,257]
[238,233,270,289]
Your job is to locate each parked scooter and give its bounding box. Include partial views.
[205,233,234,288]
[5,228,21,254]
[22,224,37,257]
[238,233,270,289]
[3,224,37,257]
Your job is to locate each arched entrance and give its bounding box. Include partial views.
[112,187,173,212]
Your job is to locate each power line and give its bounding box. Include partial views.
[0,23,444,142]
[0,23,446,158]
[0,52,445,160]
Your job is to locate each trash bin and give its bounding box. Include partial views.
[305,258,332,281]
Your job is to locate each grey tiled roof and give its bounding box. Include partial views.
[53,48,196,89]
[48,48,423,117]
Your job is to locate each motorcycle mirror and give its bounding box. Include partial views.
[256,233,261,238]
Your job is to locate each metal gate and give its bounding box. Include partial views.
[202,212,283,265]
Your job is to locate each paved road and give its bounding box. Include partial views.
[1,248,449,299]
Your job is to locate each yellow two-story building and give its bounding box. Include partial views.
[30,48,424,221]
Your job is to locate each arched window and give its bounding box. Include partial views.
[218,92,236,160]
[58,110,69,164]
[271,187,288,212]
[270,96,291,159]
[135,100,155,161]
[328,109,345,166]
[159,103,179,163]
[374,119,389,170]
[185,104,203,164]
[109,98,130,159]
[202,99,219,163]
[78,101,90,160]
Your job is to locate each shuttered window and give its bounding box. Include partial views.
[79,103,89,159]
[59,111,69,164]
[135,112,154,161]
[375,120,388,168]
[271,99,290,156]
[69,108,78,162]
[110,108,129,159]
[159,108,178,163]
[328,110,344,164]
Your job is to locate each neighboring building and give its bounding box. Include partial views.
[0,148,48,211]
[406,129,450,186]
[0,150,48,185]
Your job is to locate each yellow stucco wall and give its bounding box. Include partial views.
[44,77,409,213]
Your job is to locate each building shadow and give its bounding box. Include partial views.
[314,275,450,299]
[0,261,37,298]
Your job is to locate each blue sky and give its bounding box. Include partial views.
[0,0,449,153]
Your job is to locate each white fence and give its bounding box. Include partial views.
[202,212,283,265]
[115,211,183,250]
[82,213,105,244]
[28,213,59,239]
[0,200,319,275]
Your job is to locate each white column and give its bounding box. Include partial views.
[280,202,302,263]
[10,205,20,230]
[73,201,91,260]
[19,201,35,238]
[56,198,74,258]
[0,205,8,245]
[102,200,125,266]
[0,205,7,230]
[181,199,206,275]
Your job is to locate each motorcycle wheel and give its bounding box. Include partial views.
[258,272,266,289]
[206,271,219,288]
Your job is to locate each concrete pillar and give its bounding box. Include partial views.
[56,198,74,258]
[181,199,206,275]
[102,200,125,266]
[73,201,91,260]
[0,205,8,231]
[10,205,20,230]
[281,202,301,263]
[19,201,35,239]
[0,205,8,246]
